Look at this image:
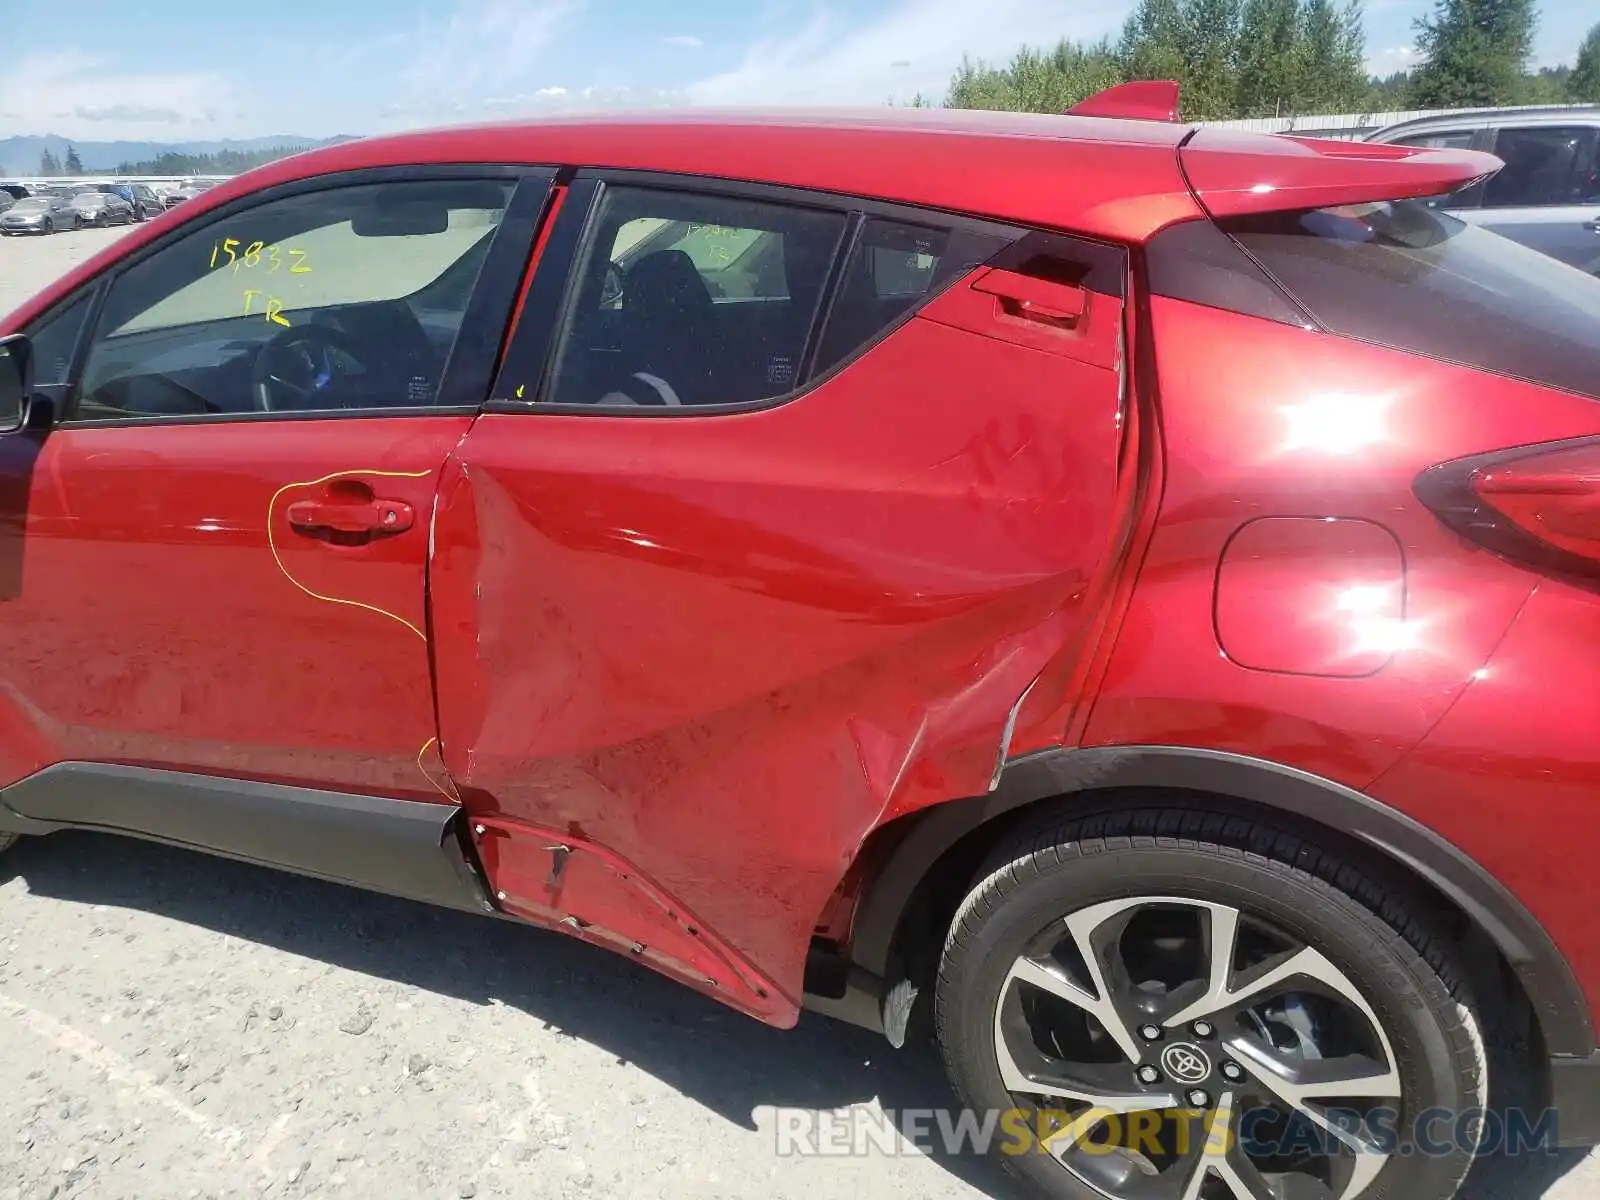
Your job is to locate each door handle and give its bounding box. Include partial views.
[1585,217,1600,233]
[286,496,414,536]
[969,268,1089,326]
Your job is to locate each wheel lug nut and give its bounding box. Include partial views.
[1137,1065,1162,1085]
[1192,1021,1215,1039]
[1187,1089,1211,1109]
[1221,1061,1245,1083]
[1139,1024,1163,1042]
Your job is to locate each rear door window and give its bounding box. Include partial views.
[1222,199,1600,399]
[525,182,1018,413]
[545,187,847,409]
[1484,126,1600,207]
[811,217,1006,377]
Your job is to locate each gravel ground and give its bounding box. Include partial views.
[2,219,1597,1200]
[0,225,134,319]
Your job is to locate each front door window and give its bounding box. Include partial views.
[72,179,513,422]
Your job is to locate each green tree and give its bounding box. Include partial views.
[1408,0,1536,108]
[63,144,84,175]
[1235,0,1302,115]
[38,147,62,175]
[1296,0,1369,111]
[1571,21,1600,102]
[1120,0,1187,84]
[945,40,1122,113]
[111,141,349,176]
[1367,69,1413,107]
[1179,0,1244,118]
[1521,64,1572,103]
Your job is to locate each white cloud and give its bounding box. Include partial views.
[664,35,705,48]
[0,1,587,140]
[684,0,1133,107]
[393,0,585,119]
[0,50,229,140]
[480,85,573,111]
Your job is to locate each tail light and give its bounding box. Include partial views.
[1415,436,1600,578]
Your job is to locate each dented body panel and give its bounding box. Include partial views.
[5,100,1600,1098]
[429,300,1128,1019]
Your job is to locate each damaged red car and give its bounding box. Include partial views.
[2,82,1599,1200]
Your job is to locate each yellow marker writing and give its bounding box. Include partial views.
[289,249,311,274]
[242,289,262,315]
[266,297,290,327]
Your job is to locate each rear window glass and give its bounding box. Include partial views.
[1222,200,1600,400]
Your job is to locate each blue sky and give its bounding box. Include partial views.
[0,0,1593,142]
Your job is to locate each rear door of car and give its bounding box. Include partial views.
[427,171,1132,1018]
[1464,123,1600,272]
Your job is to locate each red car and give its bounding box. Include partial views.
[0,82,1597,1200]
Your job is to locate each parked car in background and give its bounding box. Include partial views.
[3,86,1600,1200]
[0,193,12,216]
[1368,106,1600,273]
[70,190,134,227]
[75,182,163,222]
[0,194,77,235]
[112,182,163,221]
[162,180,214,210]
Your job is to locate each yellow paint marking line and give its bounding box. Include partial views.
[265,467,431,642]
[417,735,462,803]
[267,467,463,800]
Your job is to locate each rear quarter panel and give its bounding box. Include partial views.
[1085,298,1600,790]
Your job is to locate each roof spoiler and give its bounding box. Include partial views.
[1066,81,1181,123]
[1180,126,1504,218]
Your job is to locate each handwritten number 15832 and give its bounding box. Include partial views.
[208,238,311,274]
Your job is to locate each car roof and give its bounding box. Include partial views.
[1371,104,1600,140]
[228,107,1205,245]
[1,104,1503,330]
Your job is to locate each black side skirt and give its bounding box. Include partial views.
[0,761,494,915]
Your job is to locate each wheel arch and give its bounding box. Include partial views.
[839,744,1594,1061]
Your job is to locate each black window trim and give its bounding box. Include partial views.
[38,162,557,430]
[483,167,1042,419]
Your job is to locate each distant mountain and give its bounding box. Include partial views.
[0,135,357,176]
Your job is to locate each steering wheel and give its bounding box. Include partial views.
[250,323,366,412]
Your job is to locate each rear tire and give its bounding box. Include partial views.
[934,807,1490,1200]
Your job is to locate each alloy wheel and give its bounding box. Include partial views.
[993,895,1402,1200]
